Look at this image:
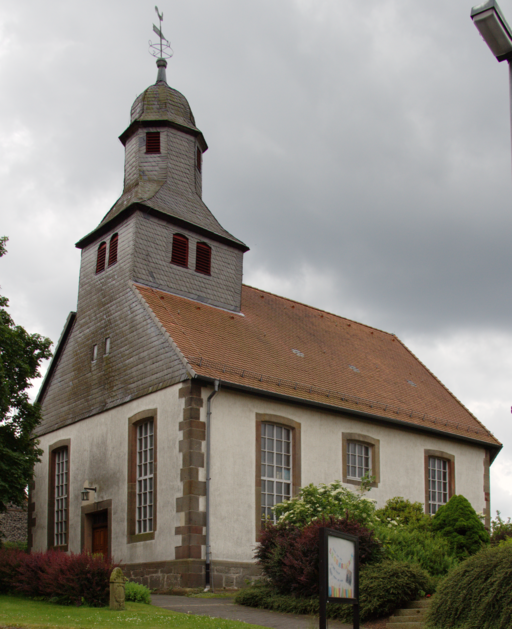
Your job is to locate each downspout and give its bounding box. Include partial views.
[204,379,219,591]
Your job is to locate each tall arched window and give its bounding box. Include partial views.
[196,146,202,173]
[108,233,118,267]
[171,234,189,268]
[195,242,211,275]
[96,242,107,274]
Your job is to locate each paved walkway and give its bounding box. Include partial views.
[152,594,355,629]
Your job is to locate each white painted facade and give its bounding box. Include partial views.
[33,380,487,566]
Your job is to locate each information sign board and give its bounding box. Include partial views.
[319,528,359,629]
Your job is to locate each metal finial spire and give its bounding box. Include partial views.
[149,6,174,83]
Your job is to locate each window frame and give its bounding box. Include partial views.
[47,439,71,551]
[342,433,380,488]
[260,423,293,523]
[127,410,157,544]
[108,233,118,267]
[424,450,455,515]
[145,132,161,154]
[95,242,107,274]
[171,234,189,268]
[255,414,301,540]
[195,242,211,275]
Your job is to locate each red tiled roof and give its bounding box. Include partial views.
[135,283,500,447]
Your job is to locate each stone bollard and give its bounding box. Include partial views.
[110,567,127,610]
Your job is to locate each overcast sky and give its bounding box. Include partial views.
[1,0,511,519]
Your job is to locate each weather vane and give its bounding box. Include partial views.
[149,6,173,60]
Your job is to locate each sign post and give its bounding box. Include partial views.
[319,528,359,629]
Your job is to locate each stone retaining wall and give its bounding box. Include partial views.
[0,503,27,544]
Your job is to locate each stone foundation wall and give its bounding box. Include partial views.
[0,503,28,544]
[123,558,261,591]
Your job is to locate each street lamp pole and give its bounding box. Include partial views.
[471,0,512,171]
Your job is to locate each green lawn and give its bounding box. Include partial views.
[0,595,267,629]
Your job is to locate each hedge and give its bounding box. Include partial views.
[0,548,118,606]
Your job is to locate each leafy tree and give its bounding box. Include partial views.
[0,237,52,512]
[431,494,489,559]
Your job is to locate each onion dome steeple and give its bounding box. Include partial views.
[77,8,247,253]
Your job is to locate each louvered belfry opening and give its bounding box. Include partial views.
[196,146,202,173]
[108,233,118,267]
[195,242,211,275]
[96,242,107,274]
[146,132,161,154]
[171,234,189,268]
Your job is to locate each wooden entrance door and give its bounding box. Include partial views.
[91,510,109,556]
[92,526,108,556]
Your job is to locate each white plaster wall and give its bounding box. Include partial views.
[32,384,183,564]
[205,387,488,564]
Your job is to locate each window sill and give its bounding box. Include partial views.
[127,531,155,544]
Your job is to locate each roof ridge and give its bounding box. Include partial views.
[242,284,393,336]
[393,335,498,440]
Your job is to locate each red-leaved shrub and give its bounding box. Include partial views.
[0,549,24,593]
[15,551,55,598]
[0,548,118,606]
[256,516,383,597]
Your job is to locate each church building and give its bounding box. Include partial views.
[29,41,501,590]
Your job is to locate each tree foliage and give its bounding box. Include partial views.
[431,495,489,559]
[0,237,52,512]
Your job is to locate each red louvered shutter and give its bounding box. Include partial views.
[146,132,161,154]
[108,233,118,267]
[171,234,189,267]
[96,242,107,274]
[195,243,211,275]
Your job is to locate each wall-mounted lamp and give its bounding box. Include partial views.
[81,487,97,501]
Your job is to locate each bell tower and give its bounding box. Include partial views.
[75,16,248,313]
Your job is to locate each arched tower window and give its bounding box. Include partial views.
[108,233,118,267]
[171,234,189,268]
[146,132,161,154]
[195,242,211,275]
[96,242,107,274]
[196,147,202,173]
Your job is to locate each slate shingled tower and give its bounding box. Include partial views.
[37,61,248,433]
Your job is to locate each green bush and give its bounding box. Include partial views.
[376,497,431,530]
[272,480,377,528]
[431,495,489,559]
[377,525,459,576]
[125,581,151,604]
[491,511,512,546]
[426,543,512,629]
[358,561,430,620]
[237,561,430,622]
